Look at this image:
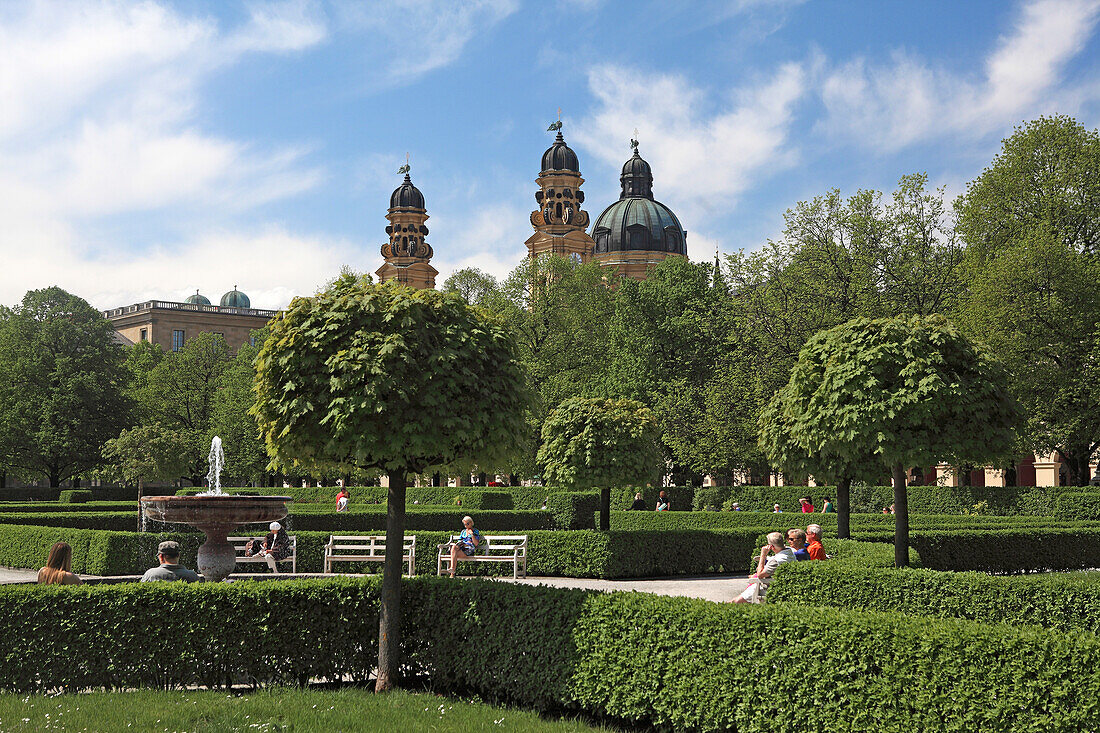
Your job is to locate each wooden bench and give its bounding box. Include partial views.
[323,535,416,576]
[437,534,527,578]
[228,535,297,574]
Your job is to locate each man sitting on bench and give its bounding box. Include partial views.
[446,515,482,578]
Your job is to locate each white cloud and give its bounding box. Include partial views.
[430,203,530,284]
[333,0,518,83]
[818,0,1100,151]
[574,62,807,224]
[228,0,327,53]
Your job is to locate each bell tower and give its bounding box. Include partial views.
[525,120,595,263]
[376,165,438,289]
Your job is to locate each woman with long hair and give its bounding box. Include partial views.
[38,541,82,585]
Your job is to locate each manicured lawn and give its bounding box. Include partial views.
[0,688,613,732]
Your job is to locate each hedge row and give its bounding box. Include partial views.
[3,578,1098,731]
[0,487,138,502]
[694,484,1100,516]
[768,563,1100,633]
[910,527,1100,572]
[58,489,92,503]
[0,502,135,513]
[0,522,762,578]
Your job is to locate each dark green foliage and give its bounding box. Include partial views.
[545,492,599,529]
[611,485,695,511]
[1055,491,1100,520]
[5,578,1094,730]
[909,528,1100,572]
[90,486,140,502]
[0,488,61,501]
[58,489,92,503]
[768,563,1100,633]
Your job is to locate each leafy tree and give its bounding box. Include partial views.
[537,397,662,530]
[957,115,1100,258]
[209,339,269,486]
[441,267,499,306]
[956,233,1100,484]
[252,276,529,692]
[758,316,1018,566]
[0,287,131,486]
[139,332,232,484]
[101,424,195,527]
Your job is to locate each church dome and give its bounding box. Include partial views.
[220,287,250,308]
[592,146,686,255]
[185,290,210,306]
[389,173,425,209]
[541,131,579,173]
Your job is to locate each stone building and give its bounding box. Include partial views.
[524,130,595,264]
[375,171,437,290]
[103,287,275,352]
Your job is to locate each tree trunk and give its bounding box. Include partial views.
[0,471,6,489]
[837,476,852,540]
[1061,448,1092,487]
[599,487,611,531]
[893,463,909,568]
[137,477,144,532]
[376,469,407,693]
[49,471,60,488]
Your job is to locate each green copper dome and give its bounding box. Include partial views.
[220,287,250,308]
[591,146,686,255]
[185,290,211,306]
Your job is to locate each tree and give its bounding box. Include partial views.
[139,332,232,484]
[101,424,195,528]
[536,397,662,530]
[956,115,1100,258]
[955,232,1100,484]
[252,275,529,691]
[757,316,1018,566]
[0,287,131,486]
[441,267,499,306]
[209,339,269,486]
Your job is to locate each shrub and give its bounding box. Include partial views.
[767,563,1100,633]
[610,486,695,511]
[909,527,1100,572]
[58,490,93,503]
[0,488,61,502]
[545,491,599,529]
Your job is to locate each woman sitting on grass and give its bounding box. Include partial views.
[447,515,482,578]
[38,541,82,585]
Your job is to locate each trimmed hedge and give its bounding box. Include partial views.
[910,527,1100,572]
[695,484,1100,516]
[3,578,1099,731]
[58,490,92,503]
[545,491,599,529]
[0,488,61,502]
[0,501,134,512]
[768,563,1100,633]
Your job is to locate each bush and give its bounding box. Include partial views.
[1055,491,1100,520]
[4,578,1095,731]
[909,527,1100,572]
[58,490,93,503]
[768,563,1100,633]
[545,491,599,529]
[91,486,141,502]
[0,488,61,502]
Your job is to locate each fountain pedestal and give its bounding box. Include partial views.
[140,495,293,582]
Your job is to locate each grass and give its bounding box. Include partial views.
[0,687,614,733]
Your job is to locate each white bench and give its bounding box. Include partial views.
[437,534,527,578]
[229,535,297,574]
[323,535,416,576]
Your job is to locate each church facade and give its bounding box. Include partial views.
[377,128,689,288]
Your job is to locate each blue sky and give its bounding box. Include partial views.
[2,0,1099,310]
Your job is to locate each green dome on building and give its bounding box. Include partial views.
[185,289,211,306]
[220,286,250,308]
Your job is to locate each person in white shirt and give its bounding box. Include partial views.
[733,531,796,604]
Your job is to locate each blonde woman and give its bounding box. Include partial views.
[447,515,482,578]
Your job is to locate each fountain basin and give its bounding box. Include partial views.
[140,495,293,582]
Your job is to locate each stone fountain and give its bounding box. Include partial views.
[140,436,292,582]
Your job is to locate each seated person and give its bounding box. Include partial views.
[38,541,82,586]
[772,503,782,513]
[258,522,292,572]
[335,488,350,512]
[806,524,827,560]
[733,532,795,604]
[141,541,201,583]
[629,492,647,511]
[446,515,482,578]
[787,528,810,561]
[655,490,670,512]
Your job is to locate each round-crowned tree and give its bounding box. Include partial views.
[252,275,529,691]
[758,315,1018,566]
[537,397,662,530]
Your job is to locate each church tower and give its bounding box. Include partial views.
[525,124,595,263]
[376,168,438,289]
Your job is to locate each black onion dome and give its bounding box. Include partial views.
[592,146,685,255]
[389,173,425,209]
[541,131,580,173]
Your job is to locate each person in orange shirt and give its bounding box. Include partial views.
[805,524,827,561]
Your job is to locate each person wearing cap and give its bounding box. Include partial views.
[258,521,292,572]
[140,541,201,583]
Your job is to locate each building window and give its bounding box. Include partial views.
[139,328,147,342]
[172,330,185,352]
